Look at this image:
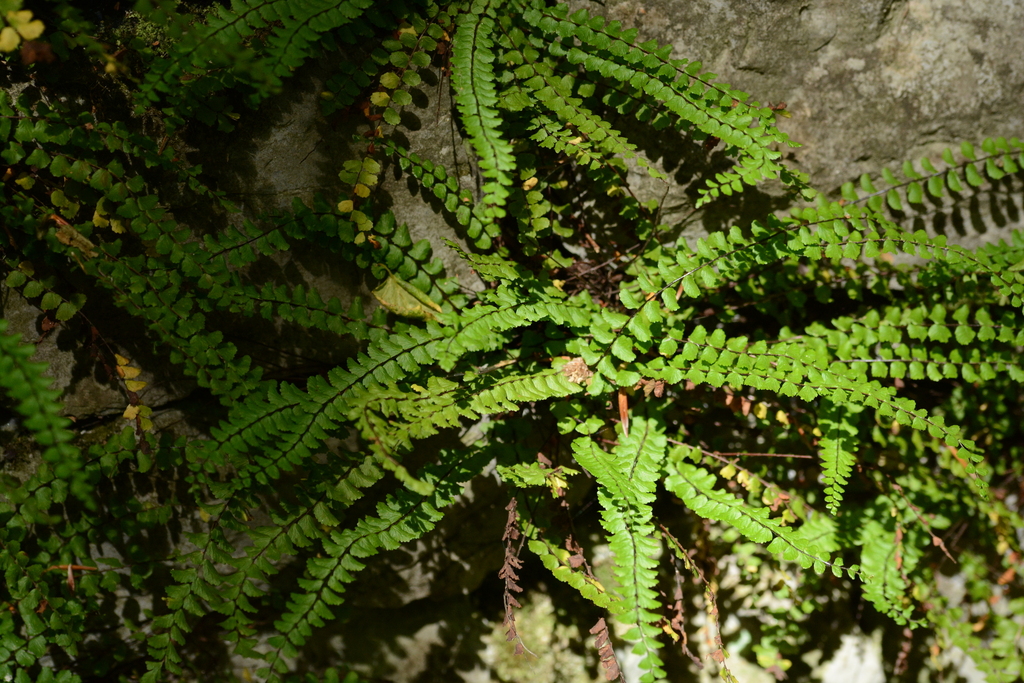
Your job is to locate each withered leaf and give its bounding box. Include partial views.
[639,378,665,397]
[589,618,622,681]
[21,40,55,65]
[560,357,593,384]
[54,221,98,258]
[372,274,441,320]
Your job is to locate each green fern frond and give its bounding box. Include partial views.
[3,2,1022,680]
[385,140,503,251]
[528,4,800,205]
[664,455,855,578]
[452,5,517,221]
[818,401,860,515]
[858,518,919,625]
[137,0,379,123]
[500,33,664,181]
[525,534,625,612]
[262,445,492,681]
[841,137,1024,212]
[0,321,87,504]
[320,54,379,116]
[571,418,666,682]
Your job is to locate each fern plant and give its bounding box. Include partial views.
[0,1,1023,682]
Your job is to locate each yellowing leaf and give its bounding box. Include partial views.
[337,200,354,213]
[361,158,381,175]
[358,159,380,186]
[372,274,442,320]
[92,210,109,228]
[109,217,126,234]
[125,380,147,392]
[0,26,19,52]
[114,354,131,366]
[354,183,370,198]
[547,472,568,497]
[14,18,44,41]
[775,409,790,425]
[123,405,140,420]
[14,173,34,189]
[119,366,142,379]
[521,177,538,190]
[351,210,372,231]
[370,91,390,107]
[379,72,401,89]
[754,402,769,419]
[720,463,737,479]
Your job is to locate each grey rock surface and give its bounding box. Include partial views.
[572,0,1024,245]
[198,57,481,288]
[574,0,1024,182]
[811,628,886,683]
[0,286,194,421]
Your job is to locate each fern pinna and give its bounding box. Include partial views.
[0,1,1022,682]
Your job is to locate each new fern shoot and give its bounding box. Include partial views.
[0,1,1022,682]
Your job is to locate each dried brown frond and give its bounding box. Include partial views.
[668,567,702,668]
[893,626,913,676]
[499,498,532,656]
[660,523,735,679]
[564,534,588,571]
[589,617,624,681]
